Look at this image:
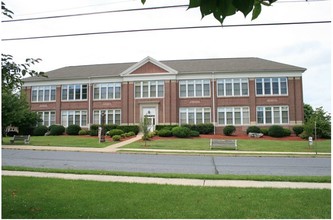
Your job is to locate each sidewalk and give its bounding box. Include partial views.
[2,170,331,189]
[2,134,331,156]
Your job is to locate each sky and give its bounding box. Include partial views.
[1,0,331,113]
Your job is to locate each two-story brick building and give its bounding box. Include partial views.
[22,56,306,134]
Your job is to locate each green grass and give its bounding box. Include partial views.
[2,136,113,148]
[3,166,331,183]
[123,138,331,152]
[2,176,331,219]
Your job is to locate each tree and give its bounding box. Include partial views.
[303,106,331,139]
[303,103,314,123]
[2,90,41,136]
[140,115,150,147]
[142,0,276,24]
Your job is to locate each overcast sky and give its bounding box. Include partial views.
[1,0,331,113]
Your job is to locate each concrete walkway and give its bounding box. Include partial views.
[2,170,330,189]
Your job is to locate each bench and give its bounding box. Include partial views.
[210,139,237,150]
[248,132,263,138]
[10,135,30,144]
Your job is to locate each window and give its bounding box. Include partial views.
[217,107,250,125]
[135,81,164,98]
[61,110,87,127]
[217,79,248,96]
[256,78,288,96]
[179,107,211,124]
[31,86,56,102]
[37,111,56,126]
[179,80,210,98]
[93,109,121,125]
[62,84,87,101]
[93,83,121,100]
[256,106,289,124]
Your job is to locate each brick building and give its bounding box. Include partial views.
[22,56,306,134]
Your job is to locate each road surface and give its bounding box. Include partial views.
[2,149,331,176]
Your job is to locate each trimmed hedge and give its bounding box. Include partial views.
[172,126,191,138]
[268,125,291,138]
[223,125,236,136]
[155,125,178,131]
[109,129,124,137]
[33,125,48,136]
[180,123,214,134]
[157,129,173,137]
[66,124,81,135]
[117,125,140,135]
[90,124,140,136]
[78,130,88,135]
[49,125,65,136]
[246,126,261,134]
[292,126,304,136]
[112,135,121,141]
[190,130,200,137]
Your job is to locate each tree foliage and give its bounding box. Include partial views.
[141,0,276,24]
[303,106,331,139]
[303,103,314,123]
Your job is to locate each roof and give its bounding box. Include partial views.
[23,57,306,82]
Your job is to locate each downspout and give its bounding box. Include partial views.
[212,72,216,134]
[88,77,91,127]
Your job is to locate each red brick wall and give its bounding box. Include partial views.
[132,62,167,74]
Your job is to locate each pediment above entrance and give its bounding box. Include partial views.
[120,56,178,76]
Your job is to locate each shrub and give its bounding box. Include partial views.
[196,123,214,134]
[105,124,118,132]
[109,129,124,137]
[283,128,291,137]
[66,124,81,135]
[292,126,304,136]
[127,131,136,136]
[49,125,65,136]
[78,129,88,135]
[117,125,140,135]
[33,125,48,136]
[112,135,121,141]
[158,129,173,137]
[223,125,236,136]
[246,126,261,134]
[260,128,269,136]
[90,129,98,136]
[155,125,178,131]
[190,130,200,137]
[172,126,191,138]
[268,125,287,138]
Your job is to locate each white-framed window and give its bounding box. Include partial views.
[31,86,56,102]
[37,111,56,126]
[93,109,121,125]
[256,78,288,96]
[179,80,210,98]
[134,81,164,98]
[61,110,87,127]
[256,106,289,124]
[217,78,249,97]
[179,107,211,124]
[61,84,88,101]
[217,107,250,125]
[93,83,121,100]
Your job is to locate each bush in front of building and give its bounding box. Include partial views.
[172,126,191,138]
[33,125,48,136]
[246,126,261,134]
[104,124,118,132]
[157,129,173,137]
[223,125,236,136]
[78,129,88,135]
[66,125,81,135]
[268,125,290,138]
[109,129,124,137]
[117,125,140,135]
[292,125,304,136]
[112,135,121,141]
[196,123,214,134]
[49,125,65,135]
[155,125,178,131]
[189,130,200,137]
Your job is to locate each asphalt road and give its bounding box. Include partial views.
[2,149,331,176]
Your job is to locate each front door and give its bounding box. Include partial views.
[142,107,156,132]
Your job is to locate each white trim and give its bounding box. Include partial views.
[120,56,178,76]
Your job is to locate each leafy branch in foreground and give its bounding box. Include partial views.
[141,0,276,24]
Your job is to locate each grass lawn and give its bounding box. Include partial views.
[2,136,113,148]
[123,138,331,152]
[3,176,331,219]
